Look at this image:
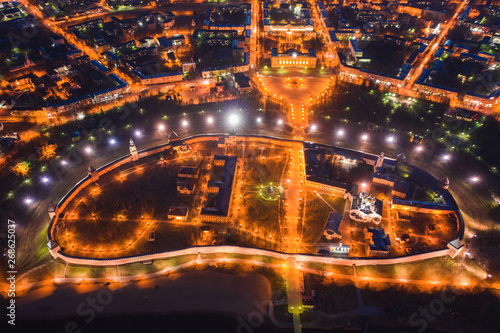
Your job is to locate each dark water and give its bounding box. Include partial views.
[12,313,466,333]
[14,313,279,333]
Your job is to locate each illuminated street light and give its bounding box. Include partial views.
[182,119,189,127]
[387,136,395,143]
[361,134,368,141]
[256,117,262,124]
[277,119,284,126]
[134,130,142,137]
[25,198,33,205]
[109,138,117,145]
[207,116,214,124]
[158,123,166,131]
[84,147,93,154]
[337,129,344,137]
[470,176,480,183]
[310,124,317,131]
[61,160,68,166]
[361,182,366,188]
[442,154,450,161]
[228,114,240,126]
[41,177,49,184]
[415,146,423,152]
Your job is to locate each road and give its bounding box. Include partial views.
[283,142,305,332]
[405,0,469,87]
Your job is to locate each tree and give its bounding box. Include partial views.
[12,161,30,177]
[40,144,58,161]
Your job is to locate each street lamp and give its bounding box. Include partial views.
[206,116,214,124]
[415,146,423,152]
[470,176,480,183]
[387,136,395,143]
[182,119,189,127]
[228,113,240,126]
[337,129,344,137]
[25,198,33,205]
[134,130,142,137]
[109,138,117,145]
[277,119,284,126]
[84,146,93,154]
[256,117,262,124]
[41,176,49,184]
[158,123,166,131]
[310,124,317,131]
[442,154,450,161]
[361,134,368,141]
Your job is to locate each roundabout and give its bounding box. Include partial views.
[259,183,281,201]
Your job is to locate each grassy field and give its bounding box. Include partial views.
[65,265,118,279]
[242,192,280,234]
[320,195,347,213]
[303,192,332,243]
[64,255,199,278]
[307,277,358,313]
[355,257,460,281]
[18,260,66,285]
[305,262,354,276]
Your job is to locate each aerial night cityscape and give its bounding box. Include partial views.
[0,0,499,332]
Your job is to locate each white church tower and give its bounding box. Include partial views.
[375,152,384,169]
[129,138,138,161]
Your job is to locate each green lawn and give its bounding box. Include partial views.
[356,257,460,281]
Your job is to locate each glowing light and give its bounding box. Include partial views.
[228,114,240,126]
[337,129,344,137]
[470,176,480,183]
[442,154,450,161]
[416,146,423,152]
[84,147,93,154]
[277,119,283,126]
[256,117,262,124]
[361,134,368,141]
[61,160,68,166]
[134,130,142,137]
[109,138,117,145]
[387,136,395,143]
[25,198,33,205]
[206,116,214,124]
[158,124,166,131]
[310,124,317,131]
[182,119,188,127]
[41,177,49,184]
[361,182,366,188]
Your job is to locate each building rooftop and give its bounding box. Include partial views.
[201,155,237,217]
[324,211,343,236]
[367,227,391,252]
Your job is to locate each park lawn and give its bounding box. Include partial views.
[305,262,354,276]
[18,260,66,284]
[116,255,198,276]
[65,265,118,279]
[320,195,347,213]
[355,257,460,281]
[59,221,197,258]
[303,192,333,243]
[243,151,288,185]
[200,253,227,260]
[242,192,280,234]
